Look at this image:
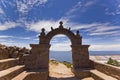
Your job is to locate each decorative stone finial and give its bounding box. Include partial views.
[51,27,54,31]
[76,30,80,37]
[42,28,45,32]
[76,30,79,35]
[59,21,63,25]
[40,28,45,36]
[69,27,71,30]
[59,21,63,28]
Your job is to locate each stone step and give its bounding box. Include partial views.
[82,77,94,80]
[0,58,19,71]
[90,70,118,80]
[73,68,91,79]
[0,65,24,80]
[49,77,94,80]
[12,71,28,80]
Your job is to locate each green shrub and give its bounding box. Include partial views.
[50,60,59,65]
[107,58,120,67]
[62,61,72,68]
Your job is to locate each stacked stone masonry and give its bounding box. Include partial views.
[24,21,90,79]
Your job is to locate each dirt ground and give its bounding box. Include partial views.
[49,61,94,80]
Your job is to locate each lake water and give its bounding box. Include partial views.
[50,51,120,63]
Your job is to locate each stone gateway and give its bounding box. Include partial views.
[24,21,90,79]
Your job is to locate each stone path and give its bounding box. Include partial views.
[49,62,94,80]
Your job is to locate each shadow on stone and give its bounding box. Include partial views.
[49,77,79,80]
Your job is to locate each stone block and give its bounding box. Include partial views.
[23,70,48,80]
[73,68,91,79]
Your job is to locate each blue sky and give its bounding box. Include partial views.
[0,0,120,51]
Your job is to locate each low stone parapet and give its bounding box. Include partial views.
[90,60,120,79]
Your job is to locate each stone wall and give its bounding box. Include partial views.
[90,60,120,79]
[0,44,30,60]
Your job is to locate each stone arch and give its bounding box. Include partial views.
[46,28,77,44]
[24,21,90,79]
[39,21,82,45]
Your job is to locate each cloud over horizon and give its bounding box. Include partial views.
[0,0,120,51]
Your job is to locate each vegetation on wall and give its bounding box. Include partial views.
[61,61,72,68]
[50,60,59,65]
[107,58,120,67]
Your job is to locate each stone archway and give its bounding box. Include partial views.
[24,21,90,80]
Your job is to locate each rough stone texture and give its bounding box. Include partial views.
[24,44,50,70]
[91,73,103,80]
[23,70,48,80]
[90,70,117,80]
[71,45,90,69]
[24,21,90,79]
[0,44,30,60]
[0,44,9,59]
[90,60,120,80]
[73,68,91,79]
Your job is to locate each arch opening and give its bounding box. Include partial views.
[49,34,72,62]
[49,34,74,78]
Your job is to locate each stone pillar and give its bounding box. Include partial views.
[24,44,50,80]
[25,44,50,70]
[71,44,90,79]
[71,45,90,69]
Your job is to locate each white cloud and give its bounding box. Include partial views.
[17,37,33,40]
[50,37,120,51]
[0,36,38,49]
[26,19,68,32]
[105,1,120,15]
[50,43,71,51]
[39,0,48,4]
[84,1,95,7]
[67,22,120,36]
[65,1,82,16]
[92,26,119,33]
[0,35,13,38]
[26,19,120,37]
[0,39,6,42]
[16,0,48,13]
[70,23,99,30]
[0,0,7,8]
[0,7,4,14]
[0,38,31,49]
[64,1,96,18]
[26,20,58,32]
[90,31,119,36]
[53,35,66,38]
[26,19,99,33]
[17,3,28,13]
[90,44,120,51]
[49,34,71,51]
[50,35,71,44]
[79,23,120,36]
[1,41,30,49]
[0,22,17,30]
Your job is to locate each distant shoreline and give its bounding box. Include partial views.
[90,54,120,56]
[90,55,120,62]
[50,51,120,55]
[50,51,120,63]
